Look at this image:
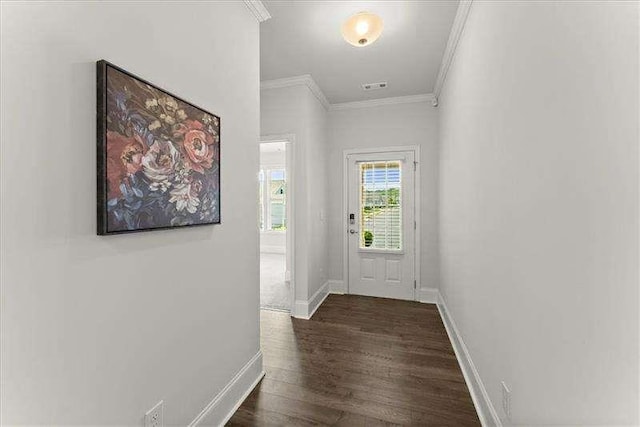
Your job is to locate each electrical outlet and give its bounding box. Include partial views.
[501,381,511,420]
[145,400,163,427]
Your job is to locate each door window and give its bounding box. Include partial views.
[359,161,402,250]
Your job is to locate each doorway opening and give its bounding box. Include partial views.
[259,139,294,312]
[343,146,420,301]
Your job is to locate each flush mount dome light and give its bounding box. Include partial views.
[341,11,383,47]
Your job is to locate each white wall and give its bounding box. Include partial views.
[261,85,329,302]
[305,89,330,299]
[260,149,286,252]
[327,102,440,293]
[438,1,639,424]
[0,2,261,425]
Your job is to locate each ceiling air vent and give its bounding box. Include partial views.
[362,81,388,91]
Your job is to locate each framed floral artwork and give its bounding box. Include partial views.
[97,60,220,235]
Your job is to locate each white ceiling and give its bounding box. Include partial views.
[260,1,459,104]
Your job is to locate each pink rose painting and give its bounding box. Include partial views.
[97,61,220,234]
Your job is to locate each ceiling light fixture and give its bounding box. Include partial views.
[341,12,383,47]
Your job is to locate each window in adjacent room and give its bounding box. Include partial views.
[258,168,286,231]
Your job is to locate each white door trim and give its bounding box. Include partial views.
[342,145,421,299]
[260,134,296,314]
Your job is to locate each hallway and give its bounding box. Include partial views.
[260,252,290,311]
[2,1,638,425]
[228,295,480,426]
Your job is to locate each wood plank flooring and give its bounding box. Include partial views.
[227,294,480,426]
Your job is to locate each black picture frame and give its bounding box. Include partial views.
[97,60,221,235]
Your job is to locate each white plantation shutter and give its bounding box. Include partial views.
[257,168,286,231]
[269,169,286,230]
[359,161,402,250]
[258,169,265,230]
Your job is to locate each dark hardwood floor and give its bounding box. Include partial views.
[227,294,480,426]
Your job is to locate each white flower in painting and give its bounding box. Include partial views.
[149,180,171,193]
[145,98,158,109]
[164,97,178,112]
[176,109,187,121]
[169,183,200,213]
[159,113,175,125]
[175,166,189,180]
[148,120,161,131]
[142,139,180,188]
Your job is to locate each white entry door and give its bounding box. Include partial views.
[347,151,416,300]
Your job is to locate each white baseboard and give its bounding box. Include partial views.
[325,281,436,303]
[327,279,345,294]
[328,281,435,302]
[260,245,285,254]
[292,281,329,319]
[437,293,501,427]
[292,299,307,318]
[417,287,439,303]
[189,350,265,426]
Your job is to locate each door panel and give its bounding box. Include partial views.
[347,151,415,300]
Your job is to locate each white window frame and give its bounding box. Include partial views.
[259,166,287,233]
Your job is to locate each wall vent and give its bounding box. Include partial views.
[362,81,388,91]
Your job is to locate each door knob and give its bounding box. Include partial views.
[349,229,358,234]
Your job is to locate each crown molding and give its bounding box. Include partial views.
[329,94,436,111]
[303,76,331,111]
[261,76,435,111]
[261,75,330,110]
[243,0,271,23]
[433,0,473,102]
